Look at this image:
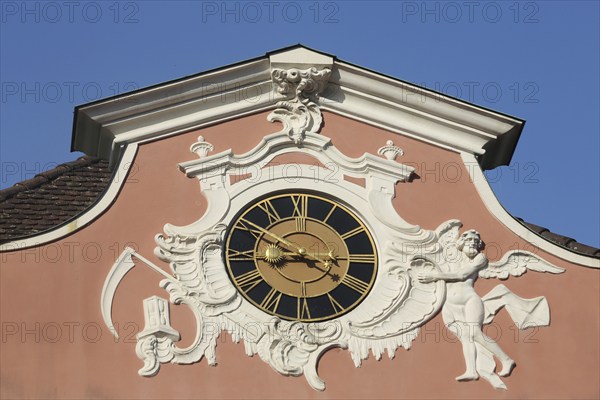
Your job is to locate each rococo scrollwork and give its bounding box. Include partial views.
[100,66,564,390]
[100,124,564,391]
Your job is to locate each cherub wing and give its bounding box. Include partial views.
[480,250,565,280]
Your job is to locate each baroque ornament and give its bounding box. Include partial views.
[100,67,564,391]
[100,131,563,391]
[267,67,331,144]
[189,136,214,158]
[377,140,404,161]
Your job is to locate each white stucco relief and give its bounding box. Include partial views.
[100,67,565,391]
[412,223,563,389]
[267,66,331,144]
[377,140,404,161]
[189,136,214,158]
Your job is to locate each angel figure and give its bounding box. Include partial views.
[416,224,564,389]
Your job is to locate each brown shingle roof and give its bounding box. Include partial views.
[0,156,598,259]
[0,156,112,243]
[516,218,600,258]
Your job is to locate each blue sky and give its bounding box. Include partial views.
[1,1,598,247]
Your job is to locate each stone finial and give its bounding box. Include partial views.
[190,136,214,158]
[377,140,404,161]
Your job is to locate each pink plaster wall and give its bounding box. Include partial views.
[1,111,598,399]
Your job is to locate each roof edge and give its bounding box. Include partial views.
[461,152,599,268]
[516,218,600,258]
[71,45,524,170]
[0,156,103,202]
[0,146,136,249]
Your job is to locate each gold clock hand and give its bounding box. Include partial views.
[292,249,330,265]
[240,218,297,249]
[302,259,339,281]
[301,246,339,264]
[282,252,335,258]
[239,218,331,264]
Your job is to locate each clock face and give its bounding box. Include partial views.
[224,191,377,322]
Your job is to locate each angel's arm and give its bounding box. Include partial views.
[418,254,487,283]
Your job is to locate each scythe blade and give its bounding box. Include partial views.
[101,247,137,339]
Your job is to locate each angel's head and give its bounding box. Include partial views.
[457,229,483,257]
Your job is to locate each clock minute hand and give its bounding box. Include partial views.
[240,218,299,251]
[240,218,330,265]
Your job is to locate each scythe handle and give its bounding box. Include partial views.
[100,247,175,339]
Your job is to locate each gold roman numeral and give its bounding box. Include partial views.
[228,249,255,261]
[348,253,376,263]
[327,293,344,314]
[341,274,370,293]
[340,226,365,240]
[257,200,281,225]
[236,218,263,239]
[323,204,336,224]
[260,288,282,313]
[300,281,307,297]
[291,195,308,218]
[291,195,308,232]
[235,269,263,292]
[295,217,306,232]
[298,297,311,320]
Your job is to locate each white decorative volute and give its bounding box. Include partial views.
[268,67,331,144]
[271,67,331,100]
[377,140,404,161]
[189,136,214,158]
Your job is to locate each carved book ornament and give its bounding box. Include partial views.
[100,68,564,391]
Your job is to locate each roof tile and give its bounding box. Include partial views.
[519,219,599,259]
[0,156,111,243]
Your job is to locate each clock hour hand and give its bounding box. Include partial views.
[302,258,339,281]
[284,252,337,267]
[288,248,331,267]
[283,252,335,259]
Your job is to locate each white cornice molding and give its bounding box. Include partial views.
[322,61,522,169]
[73,58,275,166]
[270,46,334,70]
[461,153,599,269]
[71,46,523,170]
[179,131,415,185]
